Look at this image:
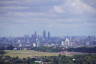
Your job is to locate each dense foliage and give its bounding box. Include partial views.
[0,50,6,55]
[67,47,96,53]
[31,46,96,53]
[31,47,64,52]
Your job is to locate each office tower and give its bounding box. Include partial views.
[43,30,46,39]
[36,38,40,47]
[34,32,37,38]
[48,31,50,39]
[33,32,37,42]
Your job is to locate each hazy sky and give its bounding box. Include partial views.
[0,0,96,37]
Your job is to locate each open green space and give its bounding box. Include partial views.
[3,50,94,58]
[4,50,59,58]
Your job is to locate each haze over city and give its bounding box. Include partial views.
[0,0,96,37]
[0,1,96,64]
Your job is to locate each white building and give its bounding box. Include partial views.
[61,41,65,46]
[61,38,72,48]
[33,43,37,47]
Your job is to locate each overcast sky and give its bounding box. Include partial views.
[0,0,96,37]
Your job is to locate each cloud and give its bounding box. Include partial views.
[53,6,65,13]
[51,0,96,15]
[0,0,96,17]
[82,0,96,8]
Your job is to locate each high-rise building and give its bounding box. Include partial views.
[32,32,37,42]
[43,30,46,39]
[34,32,37,38]
[36,38,40,47]
[48,31,50,39]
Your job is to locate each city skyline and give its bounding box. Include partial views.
[0,0,96,37]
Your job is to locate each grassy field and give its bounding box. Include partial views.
[4,50,88,58]
[4,50,59,58]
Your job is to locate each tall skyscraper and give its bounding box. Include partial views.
[34,32,37,42]
[48,31,50,39]
[36,38,40,47]
[43,30,46,39]
[34,32,37,38]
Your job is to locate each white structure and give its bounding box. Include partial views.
[36,38,40,47]
[61,41,65,46]
[33,43,37,47]
[19,43,22,47]
[65,38,70,45]
[61,38,71,48]
[17,40,21,43]
[64,38,72,48]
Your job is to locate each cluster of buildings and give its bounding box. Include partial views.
[0,30,96,50]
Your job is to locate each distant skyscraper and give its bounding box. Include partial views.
[33,32,37,42]
[36,38,40,47]
[48,31,50,39]
[34,32,37,38]
[43,30,46,39]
